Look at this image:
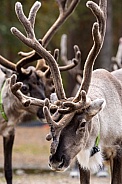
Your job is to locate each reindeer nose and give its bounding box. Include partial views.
[49,155,65,171]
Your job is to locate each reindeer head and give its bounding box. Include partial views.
[0,56,54,119]
[44,92,105,171]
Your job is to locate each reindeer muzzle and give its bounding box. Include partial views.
[49,154,70,172]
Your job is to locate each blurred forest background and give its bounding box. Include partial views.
[0,0,121,96]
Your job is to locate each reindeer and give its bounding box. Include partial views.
[111,37,122,71]
[42,0,122,183]
[0,1,81,184]
[9,0,122,183]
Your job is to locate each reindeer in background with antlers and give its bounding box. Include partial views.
[111,37,122,71]
[0,1,81,184]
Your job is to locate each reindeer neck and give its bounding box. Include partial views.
[0,81,8,121]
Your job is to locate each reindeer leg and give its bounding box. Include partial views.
[111,148,122,184]
[3,132,15,184]
[78,163,90,184]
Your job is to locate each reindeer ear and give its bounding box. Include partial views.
[0,66,13,78]
[87,99,106,117]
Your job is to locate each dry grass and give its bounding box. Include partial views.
[0,172,110,184]
[0,125,50,169]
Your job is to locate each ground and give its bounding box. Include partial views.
[0,125,110,184]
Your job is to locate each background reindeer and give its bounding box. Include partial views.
[0,1,81,184]
[111,37,122,71]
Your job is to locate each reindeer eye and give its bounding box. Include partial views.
[76,120,86,135]
[81,121,86,127]
[21,84,29,95]
[79,119,86,128]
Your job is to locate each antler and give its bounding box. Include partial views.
[17,0,80,63]
[75,0,107,98]
[0,56,16,71]
[50,48,80,72]
[11,1,67,100]
[16,0,80,73]
[57,0,107,113]
[11,0,107,106]
[60,34,82,84]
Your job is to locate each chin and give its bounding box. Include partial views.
[48,159,70,172]
[49,165,69,172]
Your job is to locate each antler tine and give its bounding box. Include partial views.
[60,34,82,81]
[11,1,66,100]
[8,74,31,107]
[15,1,41,39]
[53,48,79,72]
[43,104,58,130]
[16,52,38,74]
[74,0,107,99]
[13,1,41,73]
[54,49,60,62]
[61,35,81,71]
[59,60,79,71]
[58,90,91,114]
[60,34,67,63]
[0,55,16,71]
[18,50,34,57]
